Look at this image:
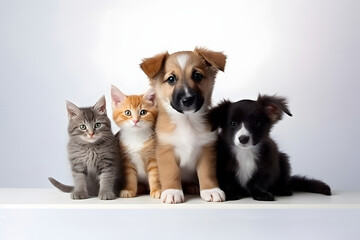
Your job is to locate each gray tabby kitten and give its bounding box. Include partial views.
[49,96,123,200]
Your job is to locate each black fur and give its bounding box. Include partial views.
[209,95,331,201]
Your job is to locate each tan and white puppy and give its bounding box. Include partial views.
[140,47,226,203]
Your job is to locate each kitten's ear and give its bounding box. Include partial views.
[194,47,227,72]
[94,95,107,115]
[66,100,81,119]
[111,85,126,108]
[143,87,156,106]
[257,94,292,123]
[208,100,232,131]
[140,52,169,81]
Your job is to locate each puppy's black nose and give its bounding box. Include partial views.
[181,96,195,107]
[239,135,250,144]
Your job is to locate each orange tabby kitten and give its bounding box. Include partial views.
[111,85,161,198]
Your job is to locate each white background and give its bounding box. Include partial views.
[0,0,359,190]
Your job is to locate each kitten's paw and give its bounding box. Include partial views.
[99,191,116,200]
[161,189,184,204]
[200,188,226,202]
[120,190,136,198]
[252,192,274,201]
[150,189,162,199]
[71,191,88,200]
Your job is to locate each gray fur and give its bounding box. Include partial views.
[49,96,123,200]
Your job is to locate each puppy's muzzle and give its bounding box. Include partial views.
[171,88,204,113]
[239,135,250,144]
[181,96,195,107]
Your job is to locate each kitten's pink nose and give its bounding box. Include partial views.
[89,133,94,137]
[133,119,139,125]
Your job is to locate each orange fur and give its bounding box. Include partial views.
[140,47,227,203]
[111,86,161,198]
[112,94,157,127]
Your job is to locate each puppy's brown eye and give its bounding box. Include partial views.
[192,72,204,83]
[167,75,176,85]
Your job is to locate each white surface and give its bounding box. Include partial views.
[0,189,359,240]
[0,0,359,191]
[0,188,359,209]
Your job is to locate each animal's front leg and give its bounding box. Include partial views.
[197,145,225,202]
[120,160,138,198]
[71,163,88,199]
[146,156,162,199]
[221,174,248,201]
[247,175,275,201]
[157,144,184,204]
[98,166,117,200]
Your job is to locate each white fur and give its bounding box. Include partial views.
[232,144,260,187]
[184,86,191,98]
[157,104,217,182]
[200,188,226,202]
[120,126,153,183]
[81,135,98,143]
[129,152,147,183]
[176,53,189,71]
[161,189,184,204]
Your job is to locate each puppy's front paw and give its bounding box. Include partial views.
[200,188,226,202]
[161,189,184,204]
[252,191,274,201]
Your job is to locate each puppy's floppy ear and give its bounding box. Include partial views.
[257,94,292,123]
[194,47,227,72]
[208,100,232,131]
[140,52,169,80]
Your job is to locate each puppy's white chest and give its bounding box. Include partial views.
[232,146,259,187]
[158,112,216,181]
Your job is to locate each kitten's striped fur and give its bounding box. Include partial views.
[49,96,123,200]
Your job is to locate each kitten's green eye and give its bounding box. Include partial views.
[230,121,236,126]
[94,123,101,129]
[124,110,131,116]
[79,124,87,130]
[140,110,147,116]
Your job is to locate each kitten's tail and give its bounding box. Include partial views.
[290,175,331,195]
[48,177,74,193]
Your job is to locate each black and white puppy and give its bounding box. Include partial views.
[209,95,331,201]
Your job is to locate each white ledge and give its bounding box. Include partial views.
[2,189,359,240]
[0,188,359,209]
